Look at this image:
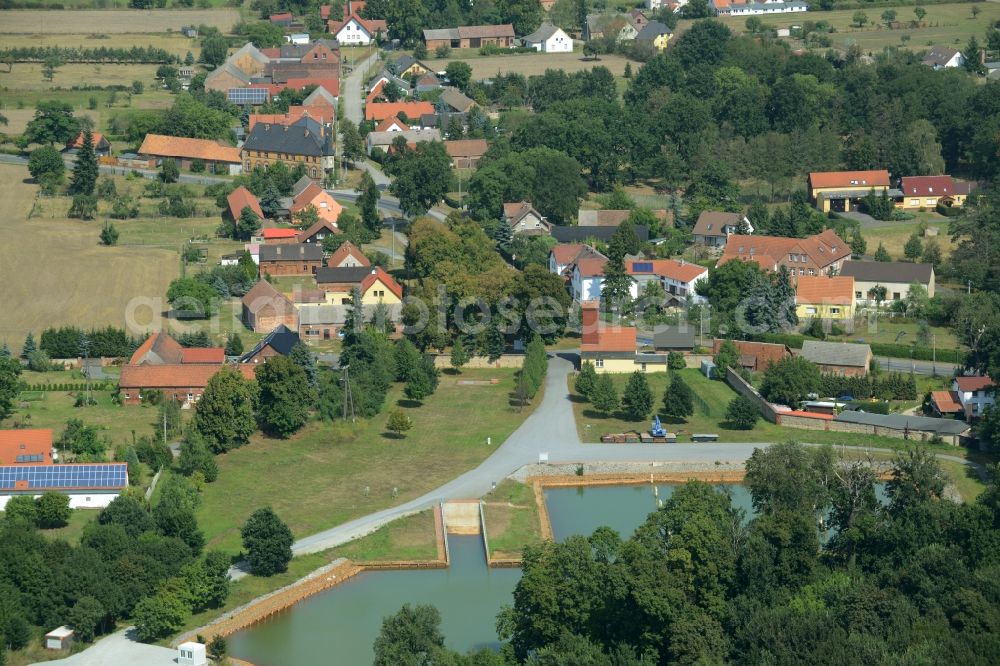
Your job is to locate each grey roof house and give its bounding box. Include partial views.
[799,340,873,376]
[840,261,935,301]
[652,326,696,351]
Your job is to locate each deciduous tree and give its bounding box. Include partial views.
[241,507,294,576]
[662,373,694,422]
[193,367,259,452]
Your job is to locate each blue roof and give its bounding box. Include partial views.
[0,464,128,491]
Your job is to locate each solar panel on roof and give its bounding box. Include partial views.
[632,262,653,273]
[228,88,269,105]
[0,464,127,491]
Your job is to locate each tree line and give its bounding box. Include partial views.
[370,442,1000,664]
[0,45,176,64]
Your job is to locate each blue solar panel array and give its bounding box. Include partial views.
[0,464,127,491]
[632,262,653,273]
[229,87,268,105]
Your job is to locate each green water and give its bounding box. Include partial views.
[229,484,752,665]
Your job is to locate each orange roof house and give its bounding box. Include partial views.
[578,301,639,371]
[180,347,226,364]
[227,185,265,221]
[291,181,343,225]
[67,131,111,154]
[808,170,893,213]
[361,266,403,300]
[718,230,850,276]
[375,116,410,132]
[712,339,791,372]
[930,390,963,415]
[248,106,335,130]
[0,429,54,465]
[119,364,255,405]
[130,331,184,365]
[795,275,855,305]
[262,228,302,243]
[138,134,241,165]
[365,101,435,122]
[327,240,370,268]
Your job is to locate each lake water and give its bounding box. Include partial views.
[229,484,754,665]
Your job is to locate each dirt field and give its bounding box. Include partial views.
[0,8,241,34]
[0,163,178,344]
[0,109,101,134]
[422,51,633,78]
[699,2,1000,54]
[0,31,201,59]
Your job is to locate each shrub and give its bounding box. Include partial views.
[725,395,760,430]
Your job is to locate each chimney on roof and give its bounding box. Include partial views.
[581,302,600,345]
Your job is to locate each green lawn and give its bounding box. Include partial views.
[196,367,538,554]
[37,508,98,546]
[573,368,968,451]
[826,320,960,351]
[859,217,957,262]
[327,509,438,562]
[483,479,543,559]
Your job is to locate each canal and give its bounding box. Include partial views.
[228,484,751,665]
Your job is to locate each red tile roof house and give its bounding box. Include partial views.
[692,211,752,247]
[261,227,302,245]
[549,243,604,276]
[227,185,265,222]
[717,230,851,278]
[627,258,708,305]
[0,429,54,465]
[712,339,791,372]
[258,243,324,276]
[953,375,995,419]
[66,131,111,156]
[579,301,640,373]
[327,240,370,268]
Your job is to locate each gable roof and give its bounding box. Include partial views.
[834,410,970,436]
[298,218,341,242]
[931,390,963,414]
[316,265,376,284]
[423,24,515,41]
[366,128,442,147]
[0,429,53,465]
[242,280,296,315]
[375,116,410,132]
[522,22,564,43]
[445,139,488,159]
[809,170,890,189]
[120,364,253,390]
[693,211,744,237]
[954,376,995,393]
[899,175,959,197]
[138,134,241,164]
[327,240,370,267]
[652,326,695,350]
[795,275,854,305]
[635,20,672,42]
[205,61,252,86]
[130,331,184,365]
[365,101,436,121]
[923,46,962,67]
[67,132,108,149]
[580,326,637,353]
[249,106,334,130]
[303,85,338,107]
[840,261,934,285]
[241,324,301,361]
[574,256,609,278]
[551,225,650,243]
[228,186,265,221]
[503,200,545,226]
[578,209,630,227]
[439,87,475,113]
[258,243,324,261]
[231,42,270,66]
[800,340,872,368]
[712,339,790,369]
[361,266,403,299]
[262,228,301,240]
[719,230,849,270]
[242,118,330,157]
[551,243,602,266]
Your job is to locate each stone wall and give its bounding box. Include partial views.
[431,354,525,369]
[724,366,778,423]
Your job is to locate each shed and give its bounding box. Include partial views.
[700,360,716,379]
[45,626,74,650]
[653,326,696,351]
[178,641,207,666]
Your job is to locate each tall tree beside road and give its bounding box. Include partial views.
[389,141,452,216]
[21,100,78,147]
[358,171,382,238]
[27,145,65,192]
[241,507,294,576]
[69,129,98,196]
[257,356,314,438]
[341,121,366,163]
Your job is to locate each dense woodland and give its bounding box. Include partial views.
[371,443,1000,664]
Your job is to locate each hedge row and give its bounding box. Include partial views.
[25,383,111,392]
[755,333,966,365]
[0,45,175,64]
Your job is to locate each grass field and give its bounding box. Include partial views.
[0,8,241,34]
[697,2,1000,54]
[572,367,966,450]
[0,109,102,135]
[328,509,439,562]
[826,319,961,349]
[195,367,538,554]
[0,62,161,91]
[37,507,99,545]
[483,479,543,560]
[0,31,202,59]
[421,51,632,79]
[0,163,179,347]
[860,216,957,262]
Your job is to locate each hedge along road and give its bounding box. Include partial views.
[231,353,981,579]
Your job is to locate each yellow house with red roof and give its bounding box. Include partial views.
[795,275,855,321]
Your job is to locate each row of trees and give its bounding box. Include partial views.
[0,45,175,64]
[361,0,545,44]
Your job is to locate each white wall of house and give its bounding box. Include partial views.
[954,385,995,418]
[852,279,934,304]
[534,29,573,53]
[0,492,120,510]
[336,19,375,45]
[572,270,605,302]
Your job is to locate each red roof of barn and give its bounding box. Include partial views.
[227,185,265,221]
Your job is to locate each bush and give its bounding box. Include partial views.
[725,395,760,430]
[667,351,686,370]
[936,202,964,217]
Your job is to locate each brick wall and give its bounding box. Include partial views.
[430,354,525,369]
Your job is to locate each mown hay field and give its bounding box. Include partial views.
[0,8,240,33]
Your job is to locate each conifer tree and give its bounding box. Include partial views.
[69,129,98,196]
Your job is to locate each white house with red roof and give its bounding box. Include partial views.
[953,376,995,419]
[570,256,610,302]
[710,0,807,15]
[549,244,604,276]
[627,258,708,304]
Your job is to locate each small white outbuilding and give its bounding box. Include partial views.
[45,626,74,650]
[177,641,207,666]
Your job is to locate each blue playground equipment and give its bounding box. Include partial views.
[650,415,666,438]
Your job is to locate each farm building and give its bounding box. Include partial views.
[423,24,515,50]
[138,134,242,175]
[242,280,299,334]
[0,463,128,509]
[0,429,54,465]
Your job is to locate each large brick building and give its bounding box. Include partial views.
[423,24,515,49]
[242,280,299,333]
[258,243,324,276]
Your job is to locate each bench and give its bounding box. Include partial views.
[691,433,719,442]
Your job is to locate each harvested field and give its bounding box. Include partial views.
[0,31,201,59]
[0,163,178,345]
[422,51,632,79]
[0,8,240,34]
